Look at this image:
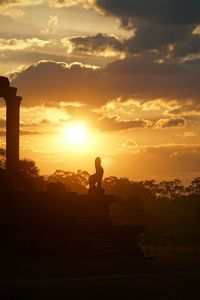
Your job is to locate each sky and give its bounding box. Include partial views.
[0,0,200,182]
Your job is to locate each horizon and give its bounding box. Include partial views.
[0,1,200,183]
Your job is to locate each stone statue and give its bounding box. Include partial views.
[89,157,104,189]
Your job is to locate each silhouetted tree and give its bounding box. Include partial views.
[103,176,156,227]
[187,177,200,195]
[16,159,45,191]
[141,180,159,195]
[47,170,90,193]
[157,179,185,200]
[103,177,155,204]
[19,159,40,178]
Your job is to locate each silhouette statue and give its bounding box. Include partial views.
[89,157,104,190]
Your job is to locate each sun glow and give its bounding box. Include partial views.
[62,122,89,147]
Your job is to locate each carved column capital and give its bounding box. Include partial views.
[4,87,22,105]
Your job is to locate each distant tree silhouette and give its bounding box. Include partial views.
[2,156,200,237]
[187,177,200,195]
[0,154,43,190]
[141,180,159,195]
[16,159,45,191]
[156,179,185,200]
[103,177,155,204]
[47,170,90,193]
[19,159,40,178]
[103,176,156,226]
[1,152,40,179]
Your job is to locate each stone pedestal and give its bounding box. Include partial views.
[88,186,105,195]
[0,191,144,258]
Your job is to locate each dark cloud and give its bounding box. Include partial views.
[67,33,125,56]
[1,1,199,57]
[168,103,200,115]
[66,29,198,58]
[11,61,103,107]
[94,0,200,56]
[46,1,200,57]
[173,33,200,57]
[95,0,200,27]
[155,117,187,128]
[105,55,200,102]
[125,24,193,53]
[97,116,151,131]
[11,55,200,108]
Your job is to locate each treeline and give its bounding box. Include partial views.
[46,172,200,237]
[1,151,200,237]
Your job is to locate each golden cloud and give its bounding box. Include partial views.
[155,117,187,128]
[0,0,44,18]
[48,0,94,9]
[0,38,52,51]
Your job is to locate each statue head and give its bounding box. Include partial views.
[95,157,101,168]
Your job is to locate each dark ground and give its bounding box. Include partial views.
[1,248,200,300]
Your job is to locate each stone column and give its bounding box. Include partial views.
[4,87,22,173]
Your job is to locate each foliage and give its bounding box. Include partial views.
[187,177,200,195]
[1,155,200,237]
[103,176,156,227]
[47,169,90,194]
[157,179,185,200]
[15,159,45,191]
[103,176,156,205]
[19,159,40,178]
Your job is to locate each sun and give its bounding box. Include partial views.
[62,122,89,147]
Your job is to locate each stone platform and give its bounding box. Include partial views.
[0,190,144,257]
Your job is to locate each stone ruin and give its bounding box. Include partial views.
[0,77,22,173]
[0,77,144,259]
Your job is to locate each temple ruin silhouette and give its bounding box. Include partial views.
[0,76,144,259]
[0,76,22,173]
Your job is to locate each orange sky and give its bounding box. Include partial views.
[0,0,200,182]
